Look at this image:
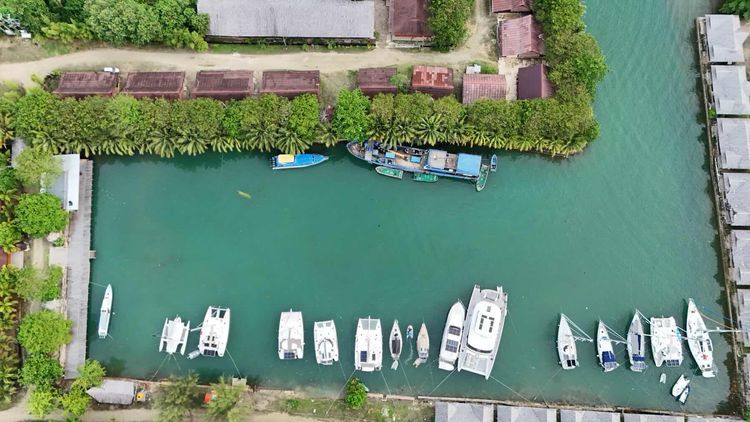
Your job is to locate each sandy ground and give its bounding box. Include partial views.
[0,0,495,87]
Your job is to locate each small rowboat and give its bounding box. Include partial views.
[413,173,438,183]
[376,166,403,180]
[475,164,489,192]
[490,154,498,172]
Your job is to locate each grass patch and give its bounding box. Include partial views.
[273,397,432,422]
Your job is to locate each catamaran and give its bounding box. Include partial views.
[438,301,465,371]
[160,316,190,355]
[414,323,429,368]
[597,320,619,372]
[627,311,647,372]
[271,154,328,170]
[278,310,305,360]
[389,320,402,370]
[686,299,715,377]
[313,320,338,365]
[98,284,112,339]
[557,314,592,370]
[457,285,508,379]
[355,317,382,372]
[650,316,682,367]
[197,306,230,357]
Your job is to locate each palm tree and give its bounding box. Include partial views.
[210,136,238,153]
[486,132,506,149]
[0,296,17,324]
[275,128,312,155]
[316,124,339,148]
[393,121,416,147]
[147,129,176,158]
[175,129,208,156]
[29,130,59,154]
[466,127,488,148]
[415,115,444,146]
[0,113,14,145]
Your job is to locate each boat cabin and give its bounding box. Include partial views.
[425,150,482,180]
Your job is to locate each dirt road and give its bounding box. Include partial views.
[0,0,496,86]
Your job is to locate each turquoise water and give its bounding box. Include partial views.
[88,0,734,414]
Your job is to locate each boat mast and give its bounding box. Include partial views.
[563,314,593,343]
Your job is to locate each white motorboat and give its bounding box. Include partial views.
[650,316,682,367]
[677,386,690,404]
[457,285,508,379]
[414,323,429,368]
[355,317,382,372]
[98,284,112,339]
[313,320,338,365]
[279,310,304,360]
[198,306,230,357]
[597,320,619,372]
[627,311,647,372]
[671,374,690,397]
[438,301,465,371]
[558,314,578,370]
[160,316,190,355]
[686,299,715,378]
[389,320,402,370]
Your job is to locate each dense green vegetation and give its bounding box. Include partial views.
[428,0,474,51]
[0,0,209,51]
[16,265,62,302]
[155,373,201,422]
[18,309,72,354]
[15,192,69,238]
[344,378,367,409]
[721,0,750,19]
[206,377,249,421]
[0,266,19,404]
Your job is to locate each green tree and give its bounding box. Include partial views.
[61,387,90,417]
[18,309,72,354]
[0,221,21,253]
[84,0,162,45]
[546,32,607,98]
[534,0,585,34]
[0,0,50,32]
[14,147,63,190]
[205,377,247,420]
[288,94,320,143]
[15,193,68,238]
[16,265,62,302]
[28,386,60,419]
[154,373,200,422]
[73,360,105,390]
[428,0,473,50]
[344,378,367,410]
[20,353,63,388]
[721,0,750,19]
[332,89,371,141]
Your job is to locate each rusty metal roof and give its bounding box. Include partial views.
[54,72,118,98]
[358,67,398,96]
[390,0,432,39]
[498,15,544,58]
[517,64,554,99]
[260,70,320,98]
[491,0,531,13]
[192,70,254,100]
[412,65,454,98]
[462,74,507,104]
[122,72,185,98]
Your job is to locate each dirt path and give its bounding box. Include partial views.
[0,0,494,86]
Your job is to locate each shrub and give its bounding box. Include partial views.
[61,387,90,417]
[428,0,473,51]
[20,354,63,387]
[155,373,200,422]
[0,222,21,253]
[14,147,63,190]
[73,360,105,391]
[28,386,60,418]
[332,89,371,141]
[15,193,68,238]
[344,378,367,409]
[205,377,246,420]
[18,310,72,354]
[16,266,62,302]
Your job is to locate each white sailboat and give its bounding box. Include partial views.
[650,316,682,367]
[197,306,230,357]
[414,323,429,368]
[686,299,715,378]
[355,317,382,372]
[98,284,112,339]
[438,301,465,371]
[313,320,338,365]
[389,320,402,370]
[596,320,619,372]
[160,316,190,355]
[278,310,304,360]
[457,285,508,379]
[627,311,647,372]
[557,314,592,370]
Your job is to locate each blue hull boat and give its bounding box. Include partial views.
[271,154,328,170]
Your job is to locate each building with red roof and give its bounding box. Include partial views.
[389,0,432,40]
[462,74,507,104]
[491,0,531,13]
[517,64,554,99]
[54,72,118,98]
[192,71,254,100]
[357,67,398,97]
[122,72,185,99]
[498,15,544,58]
[260,70,320,98]
[412,65,454,98]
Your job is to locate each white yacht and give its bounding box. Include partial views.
[627,311,647,372]
[414,323,429,368]
[597,320,619,372]
[686,299,715,377]
[313,320,338,365]
[557,314,578,370]
[671,374,690,397]
[198,306,230,357]
[389,320,402,370]
[438,301,465,371]
[160,316,190,355]
[457,285,508,379]
[650,316,682,367]
[278,310,304,360]
[354,317,382,372]
[98,284,112,339]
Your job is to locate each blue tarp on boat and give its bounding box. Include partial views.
[602,351,616,363]
[456,154,482,177]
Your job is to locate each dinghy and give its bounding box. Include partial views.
[313,320,338,365]
[438,301,465,371]
[355,317,382,372]
[557,314,578,370]
[406,325,414,339]
[677,385,690,405]
[490,154,498,172]
[671,374,690,397]
[414,323,429,367]
[376,166,404,179]
[475,164,489,192]
[278,310,304,360]
[597,320,619,372]
[686,299,715,377]
[389,320,402,370]
[98,284,112,339]
[160,316,190,355]
[627,311,647,372]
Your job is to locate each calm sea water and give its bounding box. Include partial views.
[88,0,732,413]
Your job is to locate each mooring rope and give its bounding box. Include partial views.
[172,355,182,373]
[400,364,415,396]
[148,354,170,381]
[225,349,242,377]
[489,375,530,402]
[337,360,347,381]
[325,369,356,416]
[380,370,392,395]
[427,370,454,395]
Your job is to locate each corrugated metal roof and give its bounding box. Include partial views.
[491,0,531,13]
[54,72,118,98]
[559,409,619,422]
[717,118,750,170]
[711,65,750,116]
[198,0,374,39]
[731,231,750,287]
[357,67,398,96]
[496,405,555,422]
[412,65,454,98]
[390,0,431,39]
[122,72,185,99]
[706,14,747,64]
[622,415,683,422]
[498,15,544,58]
[260,70,320,98]
[434,402,493,422]
[517,64,554,99]
[462,74,507,103]
[723,173,750,226]
[192,70,254,100]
